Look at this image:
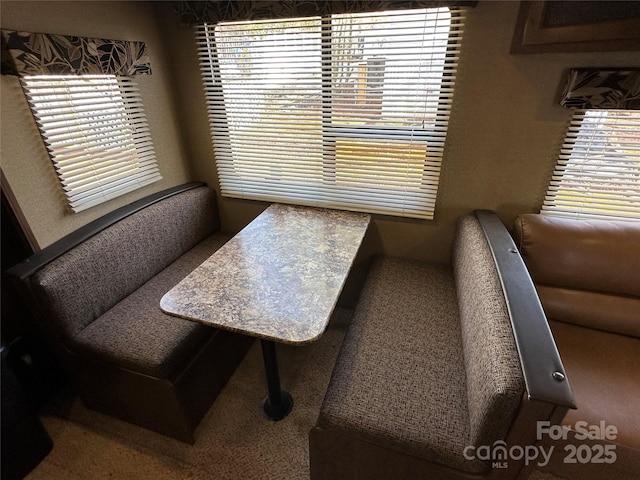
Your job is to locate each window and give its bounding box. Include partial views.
[22,75,161,213]
[197,8,465,219]
[542,109,640,221]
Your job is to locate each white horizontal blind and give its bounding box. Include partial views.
[197,8,465,219]
[542,109,640,221]
[22,75,162,212]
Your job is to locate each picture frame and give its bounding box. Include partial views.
[511,1,640,54]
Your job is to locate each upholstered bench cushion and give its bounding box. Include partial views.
[454,215,525,449]
[30,187,219,340]
[317,257,487,473]
[72,233,231,378]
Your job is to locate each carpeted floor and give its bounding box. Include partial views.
[26,308,568,480]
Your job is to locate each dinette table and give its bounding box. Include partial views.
[160,203,370,420]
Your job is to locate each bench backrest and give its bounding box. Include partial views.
[514,214,640,338]
[452,215,525,448]
[27,186,219,341]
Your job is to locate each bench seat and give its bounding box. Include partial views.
[8,183,253,442]
[318,257,479,472]
[309,212,568,480]
[72,233,232,378]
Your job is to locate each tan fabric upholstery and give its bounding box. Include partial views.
[13,184,253,443]
[318,257,480,472]
[31,187,219,340]
[29,187,226,378]
[316,214,526,475]
[73,234,231,378]
[453,215,525,449]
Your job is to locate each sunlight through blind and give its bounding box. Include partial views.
[542,110,640,221]
[197,8,465,219]
[22,75,161,213]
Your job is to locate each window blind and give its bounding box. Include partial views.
[197,8,465,219]
[22,75,161,213]
[542,109,640,221]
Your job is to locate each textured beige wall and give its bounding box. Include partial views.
[157,1,639,264]
[0,1,192,249]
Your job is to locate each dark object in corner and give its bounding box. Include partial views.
[1,345,53,480]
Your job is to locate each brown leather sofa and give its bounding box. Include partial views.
[513,214,640,479]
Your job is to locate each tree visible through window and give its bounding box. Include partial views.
[197,8,465,219]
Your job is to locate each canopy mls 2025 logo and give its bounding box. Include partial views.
[463,420,618,469]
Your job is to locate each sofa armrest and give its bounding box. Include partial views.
[475,210,576,409]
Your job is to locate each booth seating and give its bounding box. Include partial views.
[514,214,640,480]
[7,183,254,443]
[310,210,575,480]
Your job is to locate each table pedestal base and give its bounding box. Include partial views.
[262,390,293,421]
[260,340,293,421]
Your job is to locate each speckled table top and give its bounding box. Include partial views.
[160,203,370,345]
